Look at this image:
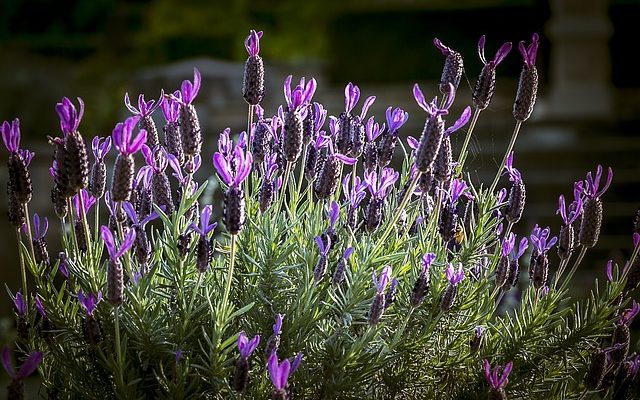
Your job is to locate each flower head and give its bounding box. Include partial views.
[268,350,291,391]
[13,291,26,317]
[141,145,169,174]
[124,91,164,118]
[112,116,147,156]
[483,359,513,389]
[161,91,181,123]
[365,116,385,142]
[284,75,317,111]
[315,235,331,257]
[518,33,540,68]
[55,97,84,135]
[180,68,201,105]
[326,201,340,229]
[244,30,263,57]
[619,300,640,326]
[478,36,512,68]
[422,252,436,274]
[503,152,521,182]
[272,314,284,335]
[237,331,260,359]
[1,346,43,381]
[530,225,558,253]
[413,83,454,117]
[101,225,136,261]
[212,135,252,186]
[584,165,613,199]
[78,290,102,316]
[1,118,21,153]
[372,265,392,294]
[91,136,112,161]
[386,106,409,133]
[189,205,218,236]
[365,167,398,198]
[28,213,48,240]
[445,263,465,286]
[342,174,367,208]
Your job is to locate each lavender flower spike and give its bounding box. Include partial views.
[2,346,43,382]
[237,331,260,359]
[579,165,612,248]
[483,359,513,391]
[514,33,540,121]
[473,36,512,110]
[55,97,84,135]
[78,290,102,316]
[433,38,464,94]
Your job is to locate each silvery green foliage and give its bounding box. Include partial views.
[4,33,640,400]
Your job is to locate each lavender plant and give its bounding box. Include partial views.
[3,30,640,400]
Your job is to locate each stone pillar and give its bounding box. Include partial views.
[545,0,613,119]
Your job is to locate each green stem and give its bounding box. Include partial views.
[456,107,481,173]
[296,146,307,204]
[221,234,237,321]
[23,203,36,262]
[183,271,203,332]
[558,246,588,293]
[16,230,28,309]
[67,198,79,256]
[277,162,292,215]
[114,306,125,394]
[246,105,254,197]
[489,120,522,194]
[77,190,93,264]
[94,201,100,243]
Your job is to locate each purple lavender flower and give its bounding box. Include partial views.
[343,174,367,230]
[579,165,612,248]
[3,118,33,206]
[314,119,357,200]
[72,189,96,221]
[55,97,84,135]
[123,201,159,269]
[290,352,303,374]
[433,38,464,94]
[237,332,260,359]
[175,68,203,157]
[268,350,292,399]
[368,265,392,324]
[470,326,484,352]
[557,190,582,260]
[282,76,317,161]
[214,137,252,235]
[189,205,217,236]
[322,201,340,249]
[502,152,526,224]
[13,291,26,317]
[332,247,354,286]
[314,235,331,282]
[440,263,464,311]
[141,145,174,213]
[434,105,471,182]
[500,233,528,290]
[364,167,398,233]
[78,290,102,317]
[188,205,217,272]
[530,225,558,255]
[101,226,135,262]
[113,116,147,157]
[363,116,385,172]
[410,252,435,307]
[243,30,265,106]
[34,295,46,319]
[89,136,111,198]
[529,225,557,289]
[234,330,261,391]
[111,116,147,202]
[502,152,521,183]
[28,213,50,266]
[473,36,512,110]
[259,153,280,212]
[2,118,22,153]
[264,314,285,361]
[102,225,135,306]
[335,82,375,156]
[514,33,540,121]
[447,178,468,204]
[483,359,513,397]
[619,300,639,326]
[1,346,43,393]
[125,91,163,147]
[377,106,408,168]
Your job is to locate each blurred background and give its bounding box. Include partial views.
[1,0,639,359]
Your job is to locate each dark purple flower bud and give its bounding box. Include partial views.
[584,348,608,390]
[470,326,484,353]
[162,92,185,165]
[28,214,50,267]
[611,323,630,365]
[410,253,435,307]
[125,91,163,148]
[243,30,265,106]
[4,121,33,204]
[314,236,331,282]
[89,136,111,199]
[253,116,278,165]
[264,314,284,360]
[175,68,202,157]
[513,33,540,122]
[259,154,279,212]
[473,36,512,110]
[384,278,398,309]
[579,165,613,248]
[434,38,465,94]
[332,247,353,286]
[141,145,174,213]
[377,107,406,168]
[440,263,464,311]
[367,265,392,324]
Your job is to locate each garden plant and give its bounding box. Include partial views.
[2,29,640,399]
